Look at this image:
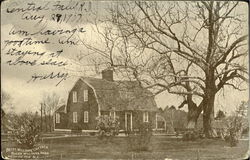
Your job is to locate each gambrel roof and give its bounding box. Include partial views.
[80,77,158,112]
[55,105,66,113]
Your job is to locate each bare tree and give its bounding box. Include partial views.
[1,89,14,113]
[1,90,11,106]
[41,92,60,132]
[78,1,248,138]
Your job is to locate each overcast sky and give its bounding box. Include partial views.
[1,0,249,114]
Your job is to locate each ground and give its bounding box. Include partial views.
[1,134,249,160]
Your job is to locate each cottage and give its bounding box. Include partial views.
[54,69,158,132]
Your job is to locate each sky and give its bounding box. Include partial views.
[1,0,249,115]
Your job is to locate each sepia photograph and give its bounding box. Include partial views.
[1,0,249,159]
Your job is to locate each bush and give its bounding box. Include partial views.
[223,101,248,147]
[224,133,238,147]
[224,120,242,147]
[11,112,41,149]
[96,115,119,141]
[89,132,96,136]
[182,129,202,141]
[127,122,152,151]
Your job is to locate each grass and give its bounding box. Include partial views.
[2,135,249,160]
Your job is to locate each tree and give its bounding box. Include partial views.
[215,110,226,120]
[11,112,41,149]
[79,1,248,137]
[1,89,14,113]
[224,101,248,146]
[41,92,60,132]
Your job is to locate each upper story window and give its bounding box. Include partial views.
[73,91,77,103]
[84,111,89,123]
[55,113,60,123]
[73,112,78,123]
[83,90,88,102]
[143,112,149,122]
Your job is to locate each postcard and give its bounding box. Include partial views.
[1,0,249,159]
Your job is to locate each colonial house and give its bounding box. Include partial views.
[54,69,158,132]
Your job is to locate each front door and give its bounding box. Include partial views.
[125,112,132,131]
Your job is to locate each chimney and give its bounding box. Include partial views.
[102,69,114,81]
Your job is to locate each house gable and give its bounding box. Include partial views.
[66,79,99,130]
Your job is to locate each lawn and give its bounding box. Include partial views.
[2,135,249,160]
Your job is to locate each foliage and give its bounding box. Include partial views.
[215,110,226,120]
[11,112,41,149]
[160,107,187,132]
[127,122,152,151]
[224,101,248,147]
[1,89,14,113]
[182,129,204,141]
[96,115,120,141]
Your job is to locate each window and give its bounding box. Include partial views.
[73,91,77,103]
[83,90,88,102]
[55,113,60,123]
[73,112,77,123]
[84,111,89,123]
[110,111,116,120]
[143,112,149,122]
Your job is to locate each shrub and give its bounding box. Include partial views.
[224,133,238,147]
[224,118,242,147]
[96,115,120,141]
[223,101,248,147]
[11,112,41,149]
[89,132,96,136]
[182,129,201,141]
[127,122,152,151]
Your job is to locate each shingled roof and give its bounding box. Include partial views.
[81,77,158,111]
[55,105,66,113]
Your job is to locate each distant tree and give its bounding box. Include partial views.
[1,89,14,113]
[235,100,248,117]
[41,92,61,132]
[169,105,176,110]
[215,110,226,120]
[1,90,11,106]
[162,106,187,133]
[224,101,248,146]
[158,108,163,113]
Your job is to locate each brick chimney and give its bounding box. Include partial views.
[102,69,114,81]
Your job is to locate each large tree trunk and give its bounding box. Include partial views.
[187,94,203,130]
[178,96,203,130]
[203,95,216,138]
[187,107,201,129]
[203,70,217,138]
